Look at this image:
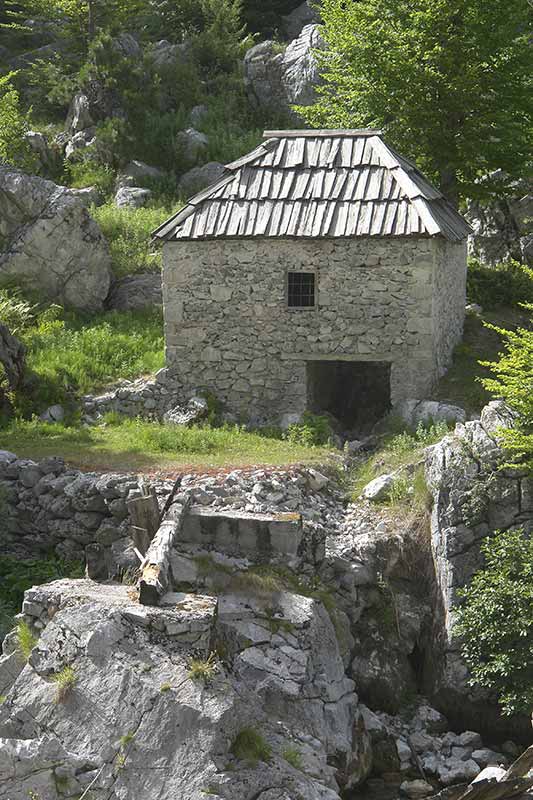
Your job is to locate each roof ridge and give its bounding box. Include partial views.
[263,129,382,138]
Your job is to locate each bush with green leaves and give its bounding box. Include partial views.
[481,306,533,468]
[455,527,533,715]
[0,73,38,172]
[285,411,332,447]
[467,259,533,310]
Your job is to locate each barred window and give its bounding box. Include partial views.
[287,271,315,308]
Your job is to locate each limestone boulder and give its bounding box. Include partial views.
[118,160,166,188]
[114,186,152,208]
[394,399,466,429]
[148,39,190,70]
[283,1,321,40]
[107,273,162,311]
[177,128,209,165]
[244,24,324,117]
[64,126,96,160]
[178,161,225,197]
[0,167,111,310]
[65,92,93,134]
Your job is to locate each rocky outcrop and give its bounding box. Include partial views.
[466,175,533,266]
[425,400,532,738]
[114,186,152,208]
[282,1,321,40]
[244,24,324,117]
[0,578,371,799]
[0,167,111,310]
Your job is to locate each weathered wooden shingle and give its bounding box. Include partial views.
[153,129,471,242]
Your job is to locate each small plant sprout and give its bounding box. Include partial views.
[283,745,303,770]
[51,665,77,703]
[160,682,172,693]
[188,652,217,683]
[119,731,135,748]
[230,727,272,766]
[16,620,38,662]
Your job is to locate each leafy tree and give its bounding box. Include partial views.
[455,528,533,715]
[300,0,532,205]
[0,73,38,172]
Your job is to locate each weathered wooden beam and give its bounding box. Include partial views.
[138,498,190,606]
[126,482,160,556]
[504,745,533,781]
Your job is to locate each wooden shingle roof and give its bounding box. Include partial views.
[154,130,471,242]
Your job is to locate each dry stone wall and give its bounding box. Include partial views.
[0,450,172,566]
[163,236,466,423]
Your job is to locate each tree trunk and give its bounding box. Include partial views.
[87,0,96,41]
[439,167,459,209]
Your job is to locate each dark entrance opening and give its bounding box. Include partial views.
[307,360,391,434]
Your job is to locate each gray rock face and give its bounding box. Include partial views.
[23,130,55,172]
[178,161,225,197]
[148,39,190,70]
[394,399,466,428]
[119,160,166,187]
[177,128,209,165]
[164,395,209,426]
[466,175,533,266]
[65,92,94,134]
[64,126,96,160]
[425,400,532,738]
[282,1,321,40]
[244,24,324,117]
[107,273,162,311]
[0,167,111,310]
[114,186,152,208]
[68,185,103,207]
[361,474,394,501]
[0,579,370,799]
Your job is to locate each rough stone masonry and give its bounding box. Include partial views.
[162,236,467,423]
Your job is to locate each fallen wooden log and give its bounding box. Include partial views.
[138,498,190,606]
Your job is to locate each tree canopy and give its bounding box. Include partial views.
[300,0,532,204]
[0,73,37,172]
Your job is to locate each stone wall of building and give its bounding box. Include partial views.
[432,239,468,378]
[162,236,466,423]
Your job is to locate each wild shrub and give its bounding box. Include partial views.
[67,158,116,195]
[455,528,533,715]
[282,745,303,769]
[231,727,272,766]
[467,259,533,310]
[0,289,37,334]
[285,412,332,447]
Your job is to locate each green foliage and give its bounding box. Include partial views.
[282,745,303,770]
[285,411,332,447]
[189,0,248,76]
[481,307,533,468]
[0,555,83,641]
[242,0,301,36]
[231,727,272,766]
[67,159,115,195]
[455,528,533,715]
[0,289,37,334]
[467,259,533,310]
[301,0,532,202]
[51,665,77,702]
[91,203,177,277]
[188,652,217,682]
[16,620,38,661]
[0,72,38,172]
[160,682,172,692]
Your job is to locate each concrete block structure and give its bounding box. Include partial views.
[155,130,470,430]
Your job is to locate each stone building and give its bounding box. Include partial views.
[154,130,470,430]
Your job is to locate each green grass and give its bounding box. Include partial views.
[92,203,181,278]
[51,665,77,702]
[18,309,164,409]
[1,417,330,471]
[231,727,272,766]
[283,745,303,770]
[16,621,38,661]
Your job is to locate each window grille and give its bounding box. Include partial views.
[287,272,315,308]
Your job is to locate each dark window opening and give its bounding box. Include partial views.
[307,360,391,433]
[288,271,315,308]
